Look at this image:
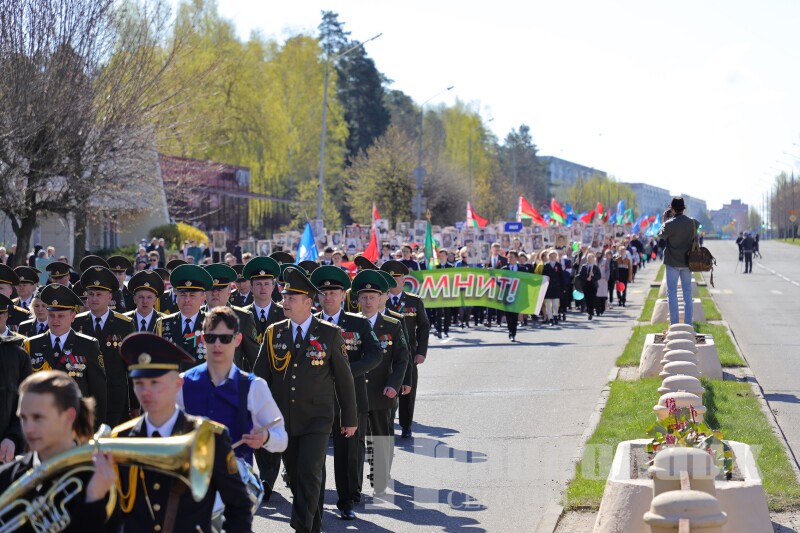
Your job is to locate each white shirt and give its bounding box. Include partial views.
[177,365,288,454]
[18,297,32,309]
[179,312,200,331]
[145,407,181,438]
[0,327,9,336]
[289,314,313,341]
[49,331,69,350]
[321,309,342,325]
[253,302,272,321]
[90,308,111,330]
[366,313,378,329]
[135,310,155,330]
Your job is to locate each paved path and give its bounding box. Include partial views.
[704,240,800,471]
[252,262,659,532]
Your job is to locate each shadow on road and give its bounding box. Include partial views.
[395,436,487,464]
[765,393,800,404]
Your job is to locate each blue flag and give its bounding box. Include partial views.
[616,200,626,225]
[296,222,319,264]
[565,203,575,226]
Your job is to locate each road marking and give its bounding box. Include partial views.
[709,288,721,294]
[759,263,800,288]
[723,289,733,294]
[771,289,783,295]
[440,337,453,344]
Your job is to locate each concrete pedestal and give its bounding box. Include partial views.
[639,334,721,379]
[651,298,705,324]
[658,278,700,298]
[593,440,771,533]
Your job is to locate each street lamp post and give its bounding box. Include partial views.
[317,33,382,221]
[413,85,454,221]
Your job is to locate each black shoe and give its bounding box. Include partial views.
[444,332,449,337]
[588,314,593,320]
[511,335,516,342]
[549,319,555,326]
[401,427,412,438]
[340,509,357,520]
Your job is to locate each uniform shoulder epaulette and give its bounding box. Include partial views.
[22,338,30,353]
[113,311,132,322]
[123,310,135,317]
[12,305,28,314]
[268,318,290,331]
[0,334,26,345]
[403,291,419,299]
[74,331,97,342]
[75,310,91,320]
[162,311,181,319]
[206,419,227,435]
[229,304,248,314]
[111,416,142,437]
[18,318,34,327]
[343,311,367,323]
[381,314,400,325]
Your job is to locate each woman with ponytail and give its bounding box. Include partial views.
[0,370,116,531]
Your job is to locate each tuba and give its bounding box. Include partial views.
[0,419,215,533]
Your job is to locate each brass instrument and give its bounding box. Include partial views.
[0,419,215,533]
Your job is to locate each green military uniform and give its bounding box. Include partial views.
[158,260,187,315]
[123,270,165,332]
[155,265,213,369]
[228,264,254,307]
[23,284,107,424]
[107,255,136,312]
[111,333,252,533]
[72,266,135,427]
[257,267,357,533]
[382,260,430,438]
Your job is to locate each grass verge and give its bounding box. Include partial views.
[615,322,744,367]
[565,378,800,511]
[638,287,659,322]
[655,264,665,282]
[701,295,722,321]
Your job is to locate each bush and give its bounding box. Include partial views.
[148,222,209,249]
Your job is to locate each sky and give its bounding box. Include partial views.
[206,0,800,213]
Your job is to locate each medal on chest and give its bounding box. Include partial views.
[378,334,393,353]
[307,336,327,366]
[61,349,87,378]
[341,331,361,351]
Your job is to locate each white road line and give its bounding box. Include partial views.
[771,289,783,295]
[440,336,453,344]
[758,263,800,288]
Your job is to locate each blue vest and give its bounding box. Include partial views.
[182,363,255,463]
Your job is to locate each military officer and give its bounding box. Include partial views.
[201,263,260,373]
[107,255,135,312]
[78,254,108,272]
[228,264,253,307]
[0,295,32,461]
[72,266,135,426]
[17,286,48,338]
[158,259,188,314]
[124,270,164,332]
[45,261,73,287]
[298,260,320,274]
[352,270,409,496]
[255,267,357,533]
[269,251,294,303]
[22,284,107,425]
[155,264,213,368]
[311,266,381,520]
[0,264,30,332]
[12,266,40,312]
[383,260,430,438]
[111,333,253,533]
[343,255,378,313]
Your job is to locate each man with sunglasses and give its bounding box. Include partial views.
[178,306,287,469]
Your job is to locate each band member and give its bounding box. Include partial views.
[256,267,357,533]
[155,264,214,368]
[111,333,253,533]
[178,306,287,466]
[123,270,164,332]
[0,371,115,531]
[201,263,260,373]
[72,267,135,426]
[23,284,107,425]
[382,260,429,438]
[311,266,381,520]
[352,270,410,496]
[17,287,49,338]
[0,295,32,462]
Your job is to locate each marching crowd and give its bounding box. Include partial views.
[0,230,661,532]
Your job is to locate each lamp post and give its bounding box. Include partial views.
[413,85,454,221]
[317,33,382,221]
[468,118,493,204]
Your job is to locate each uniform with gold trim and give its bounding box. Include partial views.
[201,264,260,374]
[17,286,48,338]
[0,296,32,456]
[154,265,212,369]
[72,267,134,427]
[311,266,381,517]
[107,255,136,312]
[158,259,187,315]
[123,270,165,333]
[23,284,107,424]
[0,264,31,332]
[12,265,40,313]
[255,267,357,533]
[110,333,252,533]
[45,261,73,287]
[228,264,254,307]
[269,251,294,303]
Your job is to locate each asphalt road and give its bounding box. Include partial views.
[250,263,659,532]
[704,239,800,471]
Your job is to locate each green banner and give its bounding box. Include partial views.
[404,267,547,314]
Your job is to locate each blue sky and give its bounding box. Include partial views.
[206,0,800,213]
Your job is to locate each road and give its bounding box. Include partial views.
[251,263,659,532]
[704,239,800,471]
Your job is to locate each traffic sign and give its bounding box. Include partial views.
[504,222,523,233]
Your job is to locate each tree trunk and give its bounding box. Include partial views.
[72,209,87,267]
[11,216,36,267]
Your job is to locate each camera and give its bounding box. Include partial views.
[663,208,674,221]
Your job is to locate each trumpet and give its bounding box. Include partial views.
[0,419,215,533]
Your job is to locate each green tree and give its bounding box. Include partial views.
[564,175,638,216]
[747,206,762,234]
[500,125,548,204]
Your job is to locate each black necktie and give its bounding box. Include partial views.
[152,430,162,438]
[38,323,46,334]
[140,319,147,332]
[21,301,27,310]
[260,309,267,324]
[94,317,102,338]
[294,326,303,347]
[392,297,399,308]
[53,337,61,354]
[183,318,192,336]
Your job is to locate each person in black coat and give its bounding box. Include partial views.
[541,251,564,326]
[0,371,114,532]
[500,251,524,341]
[579,253,602,320]
[0,315,31,461]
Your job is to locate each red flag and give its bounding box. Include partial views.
[372,202,380,223]
[580,210,596,224]
[550,198,567,221]
[596,201,604,217]
[466,202,489,228]
[362,225,379,262]
[518,196,547,226]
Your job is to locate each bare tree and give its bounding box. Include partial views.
[0,0,188,265]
